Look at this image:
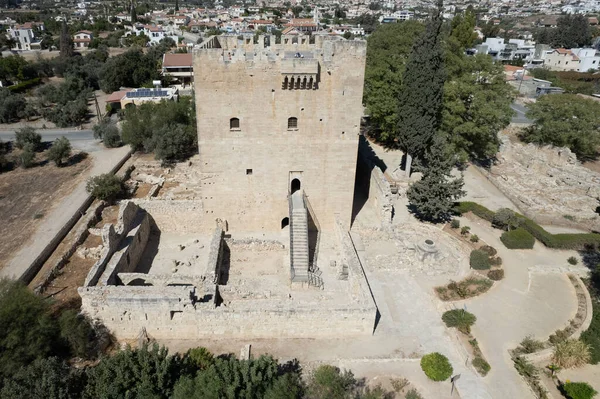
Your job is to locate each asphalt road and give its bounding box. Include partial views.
[510,102,533,124]
[0,129,103,152]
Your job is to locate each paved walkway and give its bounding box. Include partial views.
[0,146,131,281]
[456,215,579,399]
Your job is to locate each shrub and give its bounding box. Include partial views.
[86,173,124,203]
[405,389,424,399]
[47,136,72,166]
[479,245,497,257]
[420,353,453,381]
[461,226,471,235]
[562,381,598,399]
[550,328,572,345]
[488,269,504,281]
[453,201,495,222]
[58,309,98,359]
[442,309,477,334]
[568,256,579,265]
[185,347,214,371]
[517,335,545,354]
[470,234,479,243]
[19,143,35,168]
[305,364,357,399]
[492,208,519,231]
[450,219,460,229]
[580,301,600,364]
[15,126,41,151]
[390,377,409,393]
[93,119,122,148]
[500,228,535,249]
[472,357,491,376]
[470,249,491,270]
[489,256,503,266]
[552,339,592,368]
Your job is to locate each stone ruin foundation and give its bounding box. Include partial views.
[78,200,377,340]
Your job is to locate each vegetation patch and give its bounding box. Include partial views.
[442,309,476,334]
[470,249,491,270]
[561,381,598,399]
[435,276,493,301]
[454,201,600,250]
[500,228,535,249]
[420,353,453,382]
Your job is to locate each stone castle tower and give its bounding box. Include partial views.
[193,35,367,233]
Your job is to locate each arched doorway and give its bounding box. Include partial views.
[281,217,289,229]
[291,178,301,194]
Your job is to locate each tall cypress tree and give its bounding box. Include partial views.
[406,135,464,222]
[131,0,137,22]
[395,1,445,177]
[59,20,73,58]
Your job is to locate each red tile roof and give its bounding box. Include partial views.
[162,53,193,67]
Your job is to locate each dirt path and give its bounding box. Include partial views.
[0,155,91,268]
[0,146,131,281]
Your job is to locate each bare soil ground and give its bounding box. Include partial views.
[0,151,91,269]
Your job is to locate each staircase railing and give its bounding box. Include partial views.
[288,193,295,281]
[302,191,321,272]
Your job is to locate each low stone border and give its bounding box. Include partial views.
[517,275,593,364]
[33,201,106,294]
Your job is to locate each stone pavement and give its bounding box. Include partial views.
[0,146,131,281]
[457,215,580,399]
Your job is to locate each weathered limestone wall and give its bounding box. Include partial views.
[84,202,149,287]
[78,285,374,339]
[130,200,211,233]
[194,38,366,232]
[357,151,394,226]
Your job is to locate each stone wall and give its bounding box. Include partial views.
[194,37,366,232]
[357,151,394,226]
[78,285,375,339]
[130,200,211,233]
[84,201,149,287]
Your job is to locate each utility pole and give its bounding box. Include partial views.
[92,92,102,122]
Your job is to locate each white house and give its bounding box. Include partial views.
[543,48,600,72]
[73,30,93,48]
[6,22,44,51]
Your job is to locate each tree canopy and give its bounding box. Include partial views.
[363,21,425,142]
[521,94,600,160]
[395,4,446,176]
[534,14,592,48]
[364,8,515,163]
[121,97,197,162]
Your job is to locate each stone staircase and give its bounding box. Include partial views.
[290,191,309,282]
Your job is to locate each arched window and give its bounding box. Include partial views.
[230,118,240,130]
[281,217,289,229]
[288,117,298,130]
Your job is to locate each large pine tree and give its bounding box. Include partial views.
[395,1,445,177]
[406,135,464,222]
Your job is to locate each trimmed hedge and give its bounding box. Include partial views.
[7,78,42,93]
[472,357,491,376]
[562,381,597,399]
[442,309,477,334]
[470,250,491,270]
[501,228,535,249]
[420,353,453,381]
[454,202,495,222]
[454,202,600,251]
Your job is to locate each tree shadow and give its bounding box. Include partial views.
[68,151,88,166]
[135,217,161,274]
[218,241,231,285]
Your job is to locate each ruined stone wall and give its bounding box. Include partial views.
[84,202,150,287]
[131,200,211,233]
[194,38,366,232]
[78,285,374,339]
